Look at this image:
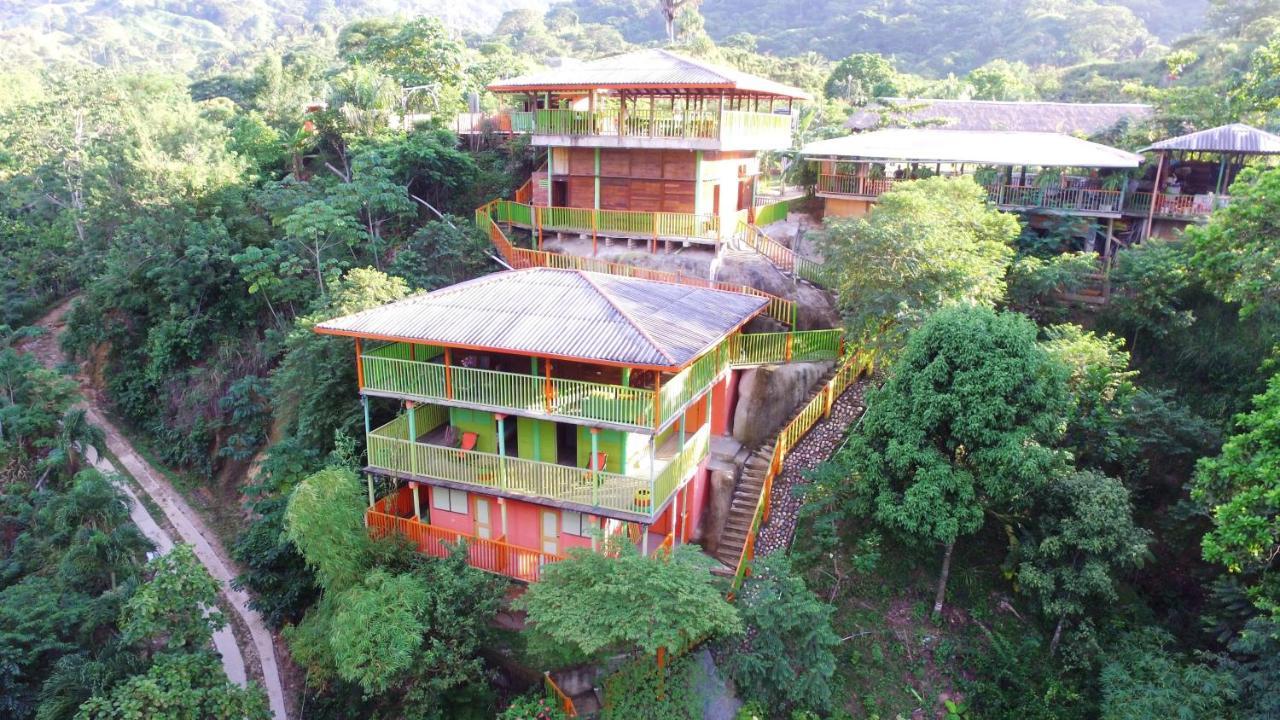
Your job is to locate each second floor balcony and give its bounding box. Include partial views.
[454,107,793,151]
[365,405,712,521]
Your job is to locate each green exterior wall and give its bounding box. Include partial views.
[516,416,557,463]
[449,407,498,454]
[576,426,626,473]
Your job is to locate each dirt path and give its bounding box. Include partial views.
[21,300,289,720]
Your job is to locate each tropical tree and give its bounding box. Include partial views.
[1099,627,1238,720]
[720,555,838,715]
[1017,471,1150,654]
[815,177,1020,350]
[829,306,1071,614]
[518,542,740,657]
[283,466,372,593]
[1187,167,1280,320]
[121,544,225,655]
[1193,370,1280,619]
[824,52,900,104]
[74,652,269,720]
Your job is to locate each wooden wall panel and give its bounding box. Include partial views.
[567,176,595,208]
[662,151,696,180]
[568,148,595,176]
[599,178,630,211]
[531,171,549,206]
[629,180,664,212]
[600,149,630,177]
[661,182,695,213]
[630,152,664,180]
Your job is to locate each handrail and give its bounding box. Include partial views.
[456,108,790,145]
[366,507,562,582]
[735,221,833,287]
[478,201,798,327]
[545,672,578,717]
[727,329,843,365]
[727,347,876,598]
[366,415,710,516]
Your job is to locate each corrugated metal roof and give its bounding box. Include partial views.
[847,98,1154,134]
[802,129,1143,168]
[488,49,811,100]
[1140,123,1280,154]
[314,268,768,369]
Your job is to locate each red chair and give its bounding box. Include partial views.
[456,431,478,457]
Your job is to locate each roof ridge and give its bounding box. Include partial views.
[575,270,679,365]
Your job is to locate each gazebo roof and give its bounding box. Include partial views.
[1140,123,1280,155]
[801,129,1143,168]
[314,268,767,370]
[488,49,811,100]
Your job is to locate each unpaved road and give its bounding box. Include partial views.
[20,301,288,720]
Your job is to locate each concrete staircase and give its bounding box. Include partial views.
[711,363,840,569]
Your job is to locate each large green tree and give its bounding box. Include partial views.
[1193,371,1280,619]
[816,176,1019,349]
[1188,167,1280,320]
[829,305,1071,614]
[518,542,740,657]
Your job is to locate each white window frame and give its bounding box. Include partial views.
[432,487,468,514]
[562,510,590,537]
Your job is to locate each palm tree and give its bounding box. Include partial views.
[36,407,104,488]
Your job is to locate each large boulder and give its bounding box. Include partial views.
[694,468,737,556]
[731,361,832,448]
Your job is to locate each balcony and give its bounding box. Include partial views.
[818,174,1126,216]
[818,174,1230,220]
[366,489,679,582]
[360,339,729,433]
[454,108,793,151]
[365,409,712,520]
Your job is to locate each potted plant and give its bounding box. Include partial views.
[1098,172,1127,211]
[973,166,1001,188]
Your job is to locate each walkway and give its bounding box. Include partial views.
[20,301,290,720]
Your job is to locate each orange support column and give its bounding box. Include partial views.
[544,359,554,413]
[652,373,663,429]
[443,348,454,399]
[355,338,365,389]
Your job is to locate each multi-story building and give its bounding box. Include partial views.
[316,267,845,581]
[457,49,809,249]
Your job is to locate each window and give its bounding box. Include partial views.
[562,510,590,537]
[432,487,468,514]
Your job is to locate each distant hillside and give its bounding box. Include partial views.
[566,0,1211,75]
[0,0,552,71]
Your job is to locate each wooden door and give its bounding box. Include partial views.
[473,497,493,540]
[540,510,559,555]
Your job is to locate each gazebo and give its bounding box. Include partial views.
[1137,123,1280,238]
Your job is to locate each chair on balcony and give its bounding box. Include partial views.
[456,431,478,457]
[584,452,607,477]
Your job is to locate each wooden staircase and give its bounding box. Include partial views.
[712,363,840,568]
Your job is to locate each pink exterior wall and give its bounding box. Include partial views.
[686,461,710,542]
[711,371,739,436]
[426,485,473,534]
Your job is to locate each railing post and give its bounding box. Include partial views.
[590,428,600,506]
[406,401,419,476]
[653,373,663,429]
[496,413,508,490]
[785,333,794,362]
[652,212,658,253]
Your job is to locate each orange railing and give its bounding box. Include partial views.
[366,507,561,582]
[1123,192,1226,218]
[727,347,876,598]
[514,178,533,205]
[545,672,578,717]
[477,201,798,327]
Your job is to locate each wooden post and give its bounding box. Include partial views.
[592,211,598,257]
[366,473,375,508]
[495,413,508,489]
[362,394,371,435]
[406,400,419,476]
[785,333,794,362]
[411,483,421,521]
[653,373,662,429]
[355,338,365,389]
[443,349,453,399]
[651,211,658,254]
[590,428,600,506]
[1144,151,1165,241]
[648,95,655,137]
[544,359,554,413]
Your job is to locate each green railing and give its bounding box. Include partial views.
[753,198,792,226]
[362,350,657,429]
[367,416,709,516]
[728,329,843,366]
[658,345,729,424]
[462,108,790,145]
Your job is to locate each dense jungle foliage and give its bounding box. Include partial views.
[1,0,1279,717]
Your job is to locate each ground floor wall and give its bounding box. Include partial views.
[822,196,874,218]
